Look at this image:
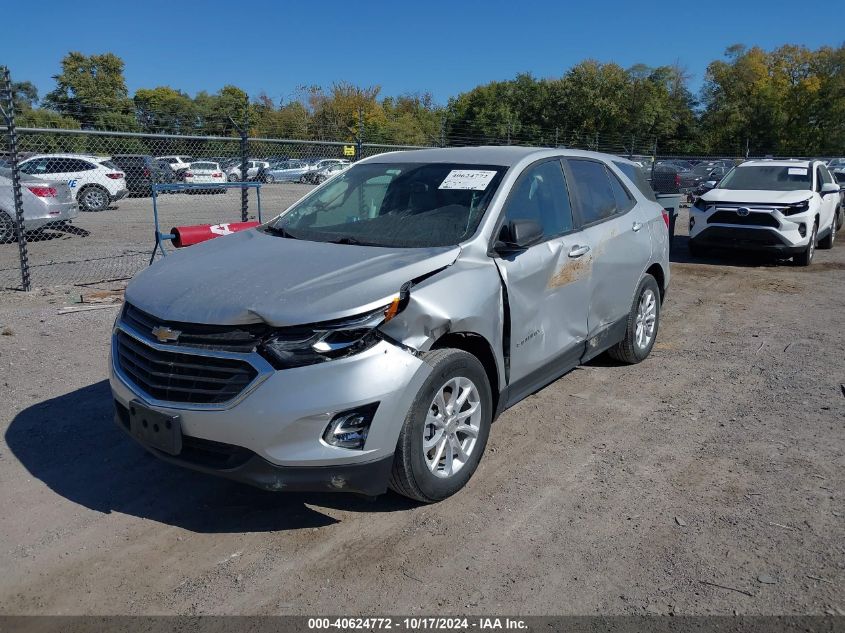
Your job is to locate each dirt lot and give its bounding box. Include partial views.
[0,212,843,616]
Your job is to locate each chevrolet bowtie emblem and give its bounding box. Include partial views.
[151,325,181,343]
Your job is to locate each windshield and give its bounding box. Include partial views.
[269,162,507,248]
[717,165,811,191]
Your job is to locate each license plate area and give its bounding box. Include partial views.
[128,401,182,456]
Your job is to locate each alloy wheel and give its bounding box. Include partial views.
[635,288,657,350]
[423,377,482,479]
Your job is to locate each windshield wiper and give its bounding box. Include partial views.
[326,236,372,246]
[263,224,300,239]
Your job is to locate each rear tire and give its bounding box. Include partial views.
[794,222,817,266]
[608,274,661,365]
[0,211,16,244]
[78,185,109,212]
[389,348,492,503]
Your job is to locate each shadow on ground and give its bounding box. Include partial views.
[670,235,788,267]
[5,380,417,533]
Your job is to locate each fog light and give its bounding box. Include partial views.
[323,403,379,449]
[798,223,806,238]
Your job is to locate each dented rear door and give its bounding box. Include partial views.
[492,158,589,386]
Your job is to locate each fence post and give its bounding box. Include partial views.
[651,139,658,183]
[240,93,249,222]
[356,107,364,162]
[0,67,31,291]
[440,115,447,148]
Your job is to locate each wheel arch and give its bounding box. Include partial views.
[430,331,501,416]
[645,262,666,301]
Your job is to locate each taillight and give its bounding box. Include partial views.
[674,174,681,187]
[143,167,150,177]
[661,210,670,228]
[212,173,222,178]
[27,186,58,198]
[184,172,193,178]
[106,172,123,179]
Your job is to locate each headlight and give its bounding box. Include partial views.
[692,197,710,212]
[781,199,811,216]
[259,293,406,369]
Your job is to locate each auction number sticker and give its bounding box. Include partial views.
[787,167,807,176]
[439,170,497,190]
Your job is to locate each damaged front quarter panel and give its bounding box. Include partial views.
[379,249,506,391]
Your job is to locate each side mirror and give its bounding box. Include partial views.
[494,219,544,254]
[821,182,840,196]
[701,181,717,191]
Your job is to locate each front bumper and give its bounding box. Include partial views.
[109,324,431,494]
[688,206,812,254]
[689,226,806,254]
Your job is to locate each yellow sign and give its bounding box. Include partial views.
[343,145,356,157]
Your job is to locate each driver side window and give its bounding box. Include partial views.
[501,160,574,239]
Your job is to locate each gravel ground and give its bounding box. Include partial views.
[0,211,843,616]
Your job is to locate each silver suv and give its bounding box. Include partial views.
[110,147,670,502]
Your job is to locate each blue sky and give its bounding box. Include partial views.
[3,0,842,105]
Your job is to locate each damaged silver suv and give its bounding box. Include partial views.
[110,147,669,502]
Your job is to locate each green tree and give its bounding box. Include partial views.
[44,52,136,130]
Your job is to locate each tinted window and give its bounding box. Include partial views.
[19,158,48,174]
[607,168,635,213]
[568,159,617,224]
[502,160,574,238]
[834,172,845,185]
[612,160,656,202]
[819,166,834,184]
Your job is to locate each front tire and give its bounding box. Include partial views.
[389,348,493,503]
[794,222,817,266]
[608,274,661,364]
[264,173,275,184]
[819,218,835,249]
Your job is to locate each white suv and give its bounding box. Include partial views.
[689,159,841,265]
[18,154,128,212]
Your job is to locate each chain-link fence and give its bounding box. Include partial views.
[2,65,831,292]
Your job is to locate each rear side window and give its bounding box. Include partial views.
[568,159,616,224]
[98,160,118,170]
[613,160,657,202]
[501,159,574,238]
[607,169,635,213]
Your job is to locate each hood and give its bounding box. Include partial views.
[126,229,460,326]
[701,188,812,205]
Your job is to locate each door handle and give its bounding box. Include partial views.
[568,245,590,258]
[632,221,643,232]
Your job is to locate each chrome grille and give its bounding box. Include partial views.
[115,331,258,405]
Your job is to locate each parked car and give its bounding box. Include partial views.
[689,159,840,265]
[182,161,227,193]
[690,161,734,196]
[110,146,669,502]
[311,161,352,184]
[657,159,695,172]
[0,167,78,243]
[155,156,193,177]
[650,163,702,194]
[302,159,352,184]
[17,154,128,212]
[261,159,311,183]
[226,160,270,182]
[110,154,161,197]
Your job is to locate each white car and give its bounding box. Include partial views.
[17,154,128,212]
[225,160,269,182]
[689,159,841,265]
[182,161,227,193]
[312,160,351,184]
[155,155,193,175]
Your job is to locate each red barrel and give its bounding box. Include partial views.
[170,221,260,248]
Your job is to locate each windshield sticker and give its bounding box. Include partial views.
[788,167,808,176]
[439,170,497,190]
